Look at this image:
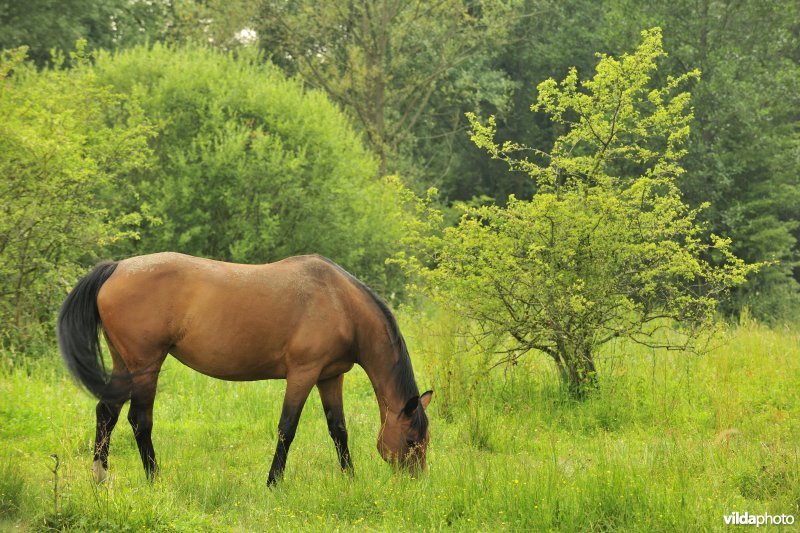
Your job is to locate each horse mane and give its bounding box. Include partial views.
[314,257,422,405]
[341,269,429,438]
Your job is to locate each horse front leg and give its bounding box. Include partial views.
[317,374,354,474]
[267,376,316,486]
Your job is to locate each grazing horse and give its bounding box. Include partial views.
[57,252,432,485]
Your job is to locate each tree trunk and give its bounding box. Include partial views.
[363,0,389,176]
[554,342,597,399]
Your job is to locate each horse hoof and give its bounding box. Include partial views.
[92,460,108,484]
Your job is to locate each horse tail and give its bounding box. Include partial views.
[57,261,124,402]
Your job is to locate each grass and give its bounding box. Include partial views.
[0,313,798,531]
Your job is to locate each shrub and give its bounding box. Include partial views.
[0,44,152,346]
[93,44,408,292]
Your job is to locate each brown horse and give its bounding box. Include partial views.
[57,252,432,485]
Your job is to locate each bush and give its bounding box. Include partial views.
[0,44,153,346]
[93,44,408,292]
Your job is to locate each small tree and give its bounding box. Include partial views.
[398,28,759,396]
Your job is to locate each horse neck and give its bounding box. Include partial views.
[357,329,418,424]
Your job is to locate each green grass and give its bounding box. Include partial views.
[1,315,798,531]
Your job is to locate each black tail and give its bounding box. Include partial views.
[57,261,123,401]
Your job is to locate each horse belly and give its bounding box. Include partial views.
[169,307,293,381]
[169,341,288,381]
[318,360,355,381]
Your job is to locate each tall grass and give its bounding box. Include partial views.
[0,314,798,530]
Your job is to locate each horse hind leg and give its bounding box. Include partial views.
[93,401,123,483]
[101,331,168,482]
[127,359,165,481]
[317,374,353,474]
[92,338,130,483]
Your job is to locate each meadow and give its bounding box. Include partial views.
[0,312,798,531]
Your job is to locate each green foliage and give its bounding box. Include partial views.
[434,0,611,202]
[3,1,798,323]
[400,29,759,395]
[257,0,518,179]
[0,0,174,66]
[92,44,408,291]
[0,0,119,65]
[163,0,260,49]
[0,44,153,345]
[590,0,800,324]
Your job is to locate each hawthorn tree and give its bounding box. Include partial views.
[398,28,759,396]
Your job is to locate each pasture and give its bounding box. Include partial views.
[1,313,798,531]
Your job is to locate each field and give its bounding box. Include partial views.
[1,313,798,531]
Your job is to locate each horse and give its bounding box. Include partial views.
[57,252,432,485]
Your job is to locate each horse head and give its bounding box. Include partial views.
[377,390,433,472]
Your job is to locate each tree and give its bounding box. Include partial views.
[399,29,759,396]
[0,0,175,66]
[0,0,260,68]
[0,45,153,344]
[155,0,261,49]
[429,0,800,322]
[256,0,518,180]
[0,0,121,65]
[93,44,409,293]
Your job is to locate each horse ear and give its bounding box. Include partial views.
[420,390,433,409]
[401,395,420,418]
